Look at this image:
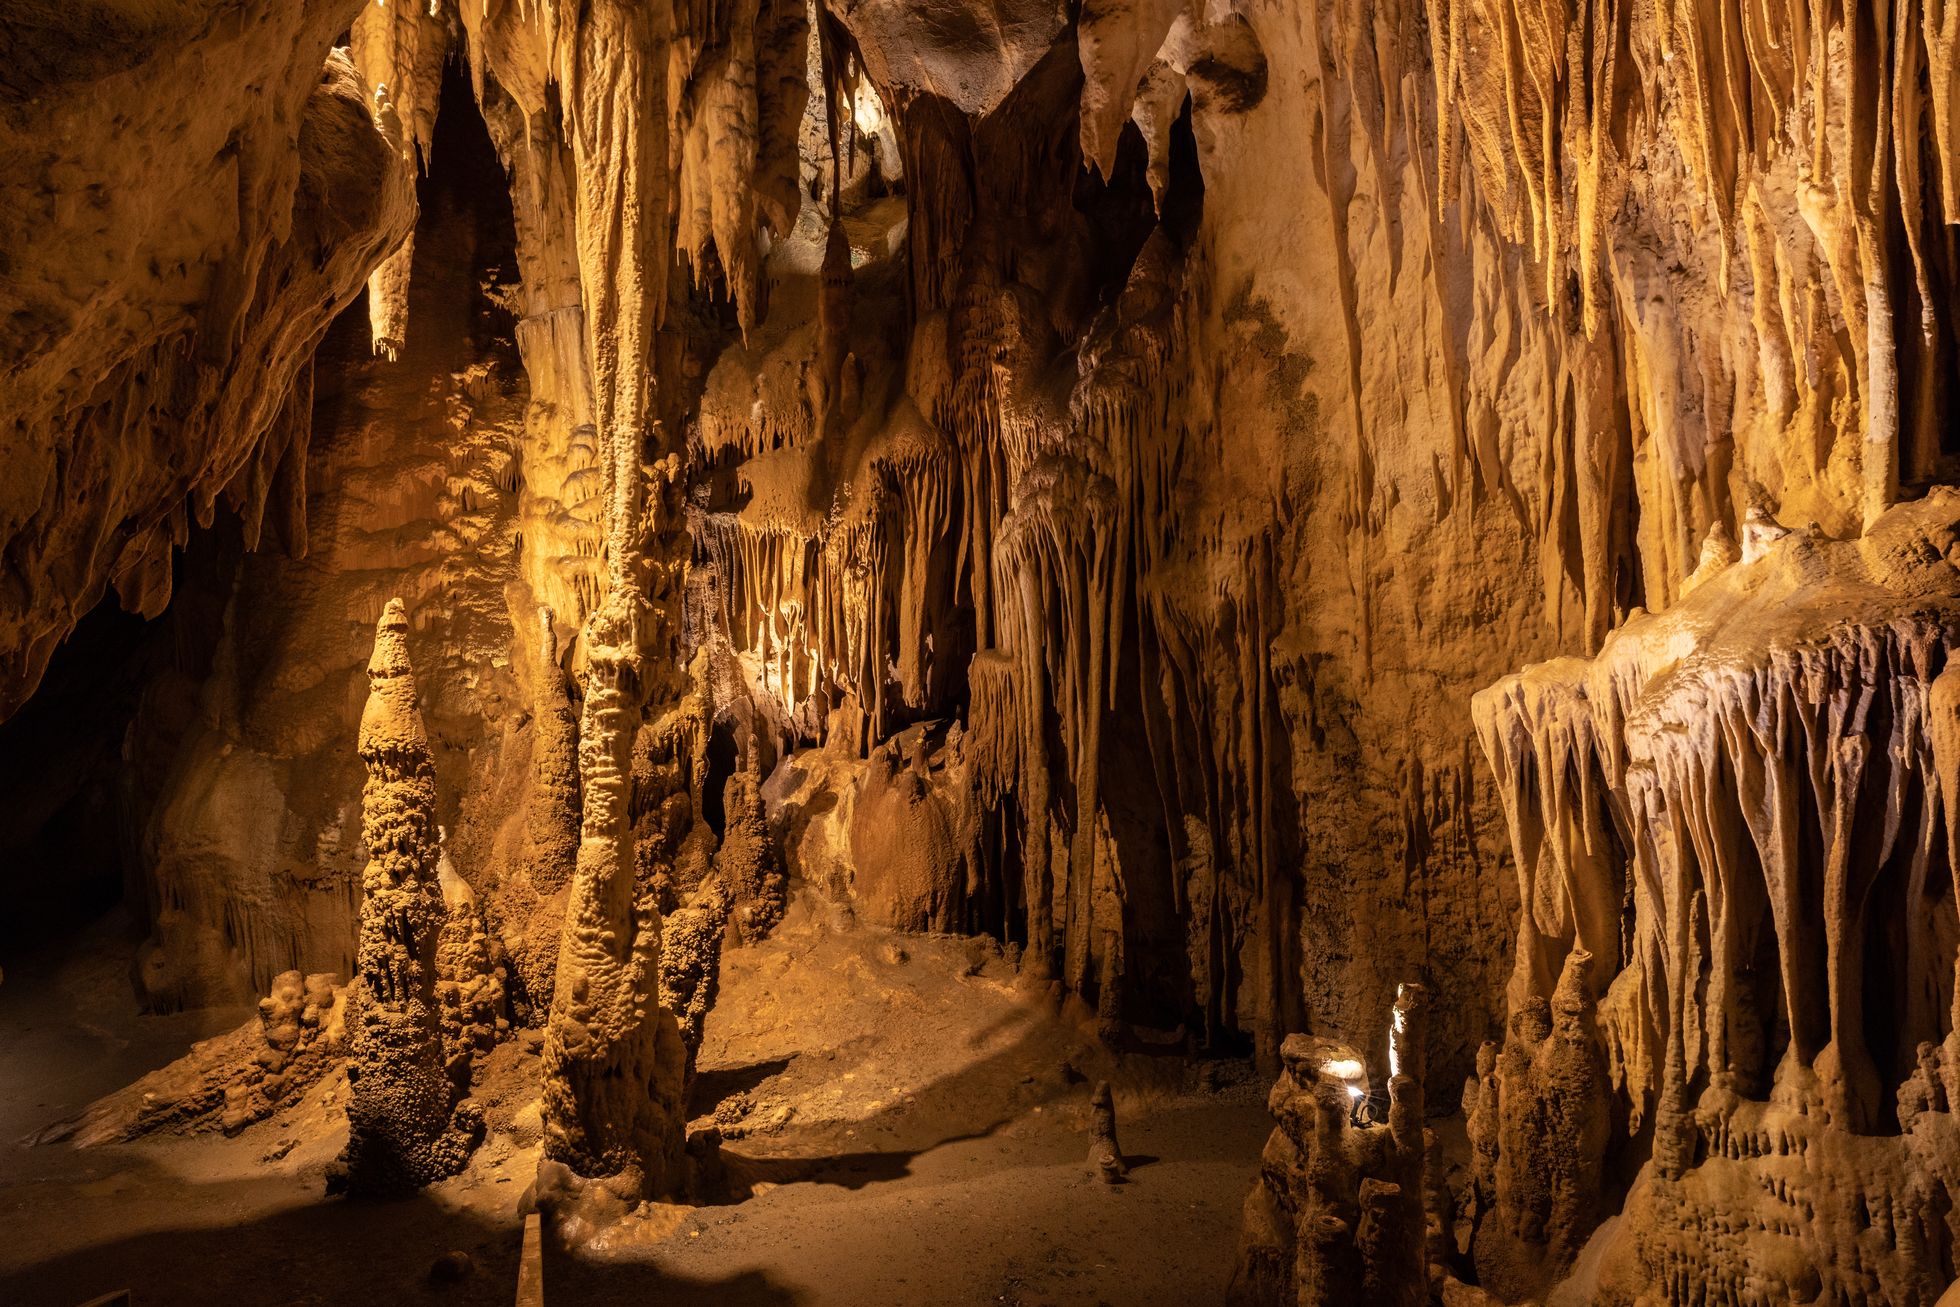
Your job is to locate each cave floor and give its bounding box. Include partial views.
[0,895,1271,1306]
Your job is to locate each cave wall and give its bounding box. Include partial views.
[5,0,1960,1295]
[0,1,416,717]
[124,68,534,1010]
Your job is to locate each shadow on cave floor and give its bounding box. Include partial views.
[2,892,1275,1306]
[689,1055,797,1115]
[0,1153,806,1307]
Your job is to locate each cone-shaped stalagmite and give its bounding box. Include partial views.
[333,599,480,1195]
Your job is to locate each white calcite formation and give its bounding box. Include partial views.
[1471,493,1960,1301]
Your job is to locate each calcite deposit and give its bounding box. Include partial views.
[334,600,483,1195]
[5,0,1960,1299]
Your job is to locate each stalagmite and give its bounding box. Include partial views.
[1088,1080,1127,1182]
[656,875,732,1092]
[501,607,581,1020]
[1229,996,1433,1307]
[13,0,1960,1296]
[333,600,481,1196]
[715,747,787,939]
[538,426,687,1195]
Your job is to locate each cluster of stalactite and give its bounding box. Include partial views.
[1467,493,1960,1302]
[694,430,962,747]
[688,24,1296,1047]
[0,9,416,717]
[1426,0,1960,569]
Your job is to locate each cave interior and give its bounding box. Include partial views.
[5,0,1960,1304]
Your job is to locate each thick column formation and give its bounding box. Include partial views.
[334,599,480,1196]
[538,433,686,1196]
[499,607,581,1023]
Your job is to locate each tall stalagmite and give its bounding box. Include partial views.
[538,428,685,1195]
[334,599,480,1195]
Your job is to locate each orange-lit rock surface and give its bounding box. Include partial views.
[3,0,1960,1299]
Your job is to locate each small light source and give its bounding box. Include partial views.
[1345,1085,1363,1101]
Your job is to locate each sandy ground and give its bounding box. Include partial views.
[0,896,1273,1306]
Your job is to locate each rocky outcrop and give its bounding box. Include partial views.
[55,970,345,1145]
[0,3,415,717]
[1471,494,1960,1301]
[334,600,480,1195]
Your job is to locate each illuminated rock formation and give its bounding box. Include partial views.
[1230,992,1433,1307]
[335,599,481,1195]
[538,432,686,1196]
[1472,493,1960,1301]
[11,0,1960,1286]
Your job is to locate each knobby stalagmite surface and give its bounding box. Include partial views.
[335,599,482,1195]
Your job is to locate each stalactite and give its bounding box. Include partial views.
[349,0,454,360]
[1426,0,1960,578]
[1473,492,1960,1301]
[0,32,415,718]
